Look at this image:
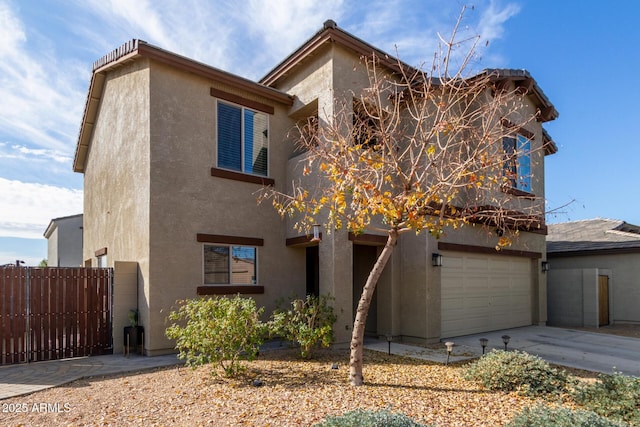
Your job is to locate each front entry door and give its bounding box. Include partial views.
[306,246,319,296]
[353,245,378,336]
[598,275,609,326]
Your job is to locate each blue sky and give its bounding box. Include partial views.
[1,0,639,265]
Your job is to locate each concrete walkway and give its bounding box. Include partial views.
[449,325,640,376]
[0,354,182,400]
[366,325,640,377]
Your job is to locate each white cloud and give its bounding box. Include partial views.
[75,0,238,72]
[0,177,82,239]
[0,144,71,164]
[0,1,87,156]
[243,0,345,58]
[477,1,521,43]
[73,0,347,80]
[0,0,522,243]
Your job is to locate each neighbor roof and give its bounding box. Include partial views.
[547,218,640,254]
[43,213,83,239]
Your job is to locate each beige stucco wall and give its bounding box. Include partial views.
[82,60,151,352]
[549,254,640,323]
[277,43,550,343]
[82,37,554,353]
[83,56,310,355]
[112,261,139,353]
[143,61,305,353]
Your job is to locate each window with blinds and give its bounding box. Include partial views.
[217,101,268,177]
[204,244,257,285]
[502,133,531,192]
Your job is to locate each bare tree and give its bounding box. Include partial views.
[260,8,549,386]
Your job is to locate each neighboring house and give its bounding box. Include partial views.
[547,219,640,328]
[73,21,559,355]
[43,214,83,267]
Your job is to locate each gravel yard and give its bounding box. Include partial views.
[2,348,582,427]
[3,324,638,427]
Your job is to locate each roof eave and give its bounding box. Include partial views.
[483,68,559,123]
[260,20,411,87]
[542,128,558,156]
[73,40,294,174]
[43,220,57,239]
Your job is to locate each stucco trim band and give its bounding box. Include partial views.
[197,285,265,295]
[438,242,541,258]
[210,168,275,186]
[210,88,274,114]
[94,247,108,257]
[196,233,264,247]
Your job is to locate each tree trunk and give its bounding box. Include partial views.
[349,229,398,386]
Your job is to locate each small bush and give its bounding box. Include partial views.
[314,409,431,427]
[165,295,267,377]
[269,294,337,359]
[571,371,640,425]
[463,350,568,397]
[506,405,626,427]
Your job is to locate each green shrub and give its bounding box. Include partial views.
[165,295,267,377]
[269,294,337,359]
[571,371,640,425]
[506,405,626,427]
[314,409,431,427]
[463,350,568,397]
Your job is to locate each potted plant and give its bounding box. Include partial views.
[124,309,143,355]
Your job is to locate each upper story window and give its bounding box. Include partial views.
[502,133,531,192]
[217,101,268,177]
[352,99,379,149]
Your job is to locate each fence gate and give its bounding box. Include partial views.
[0,267,113,365]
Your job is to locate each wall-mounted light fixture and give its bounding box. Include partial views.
[310,224,322,242]
[541,261,550,273]
[432,253,443,267]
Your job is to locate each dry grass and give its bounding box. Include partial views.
[2,348,573,427]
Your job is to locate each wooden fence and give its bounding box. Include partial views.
[0,267,113,365]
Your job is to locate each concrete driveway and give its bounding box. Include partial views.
[449,325,640,376]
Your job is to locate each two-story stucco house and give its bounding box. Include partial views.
[73,21,559,355]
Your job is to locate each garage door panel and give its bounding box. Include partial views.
[441,252,533,337]
[489,258,511,271]
[443,316,489,336]
[443,257,463,269]
[464,257,490,270]
[491,276,512,292]
[442,296,490,312]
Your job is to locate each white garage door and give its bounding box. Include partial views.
[441,252,532,338]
